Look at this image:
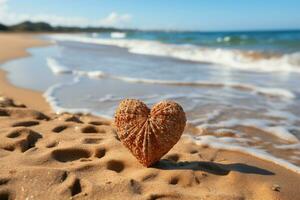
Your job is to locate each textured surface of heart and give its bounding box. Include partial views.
[115,99,186,167]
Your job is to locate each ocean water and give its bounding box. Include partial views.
[1,30,300,172]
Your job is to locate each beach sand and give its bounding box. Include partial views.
[0,33,50,112]
[0,34,299,200]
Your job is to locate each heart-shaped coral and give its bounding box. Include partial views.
[115,99,186,167]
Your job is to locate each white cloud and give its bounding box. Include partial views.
[0,0,132,27]
[98,12,132,27]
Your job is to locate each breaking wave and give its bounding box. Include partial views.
[46,57,295,99]
[49,34,300,73]
[110,32,126,39]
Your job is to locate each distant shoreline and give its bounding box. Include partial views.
[1,21,300,33]
[0,21,135,33]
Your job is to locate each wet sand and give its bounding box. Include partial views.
[0,33,299,200]
[0,33,50,112]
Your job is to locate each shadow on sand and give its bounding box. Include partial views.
[153,160,275,176]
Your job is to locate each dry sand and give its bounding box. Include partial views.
[0,34,299,200]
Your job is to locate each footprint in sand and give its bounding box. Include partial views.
[164,153,180,162]
[58,172,92,198]
[81,138,103,144]
[52,147,107,162]
[4,128,42,152]
[189,150,198,154]
[94,148,106,158]
[70,178,82,196]
[0,109,9,117]
[2,146,15,152]
[59,173,83,197]
[88,121,110,126]
[64,116,83,123]
[7,108,49,120]
[52,125,69,133]
[168,176,179,185]
[81,125,106,134]
[45,141,58,148]
[106,160,125,173]
[11,120,39,127]
[51,148,92,162]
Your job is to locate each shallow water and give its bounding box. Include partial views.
[1,32,300,171]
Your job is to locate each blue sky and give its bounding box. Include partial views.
[0,0,300,31]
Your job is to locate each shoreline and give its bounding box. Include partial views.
[0,33,51,112]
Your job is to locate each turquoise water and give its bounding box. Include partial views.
[95,30,300,53]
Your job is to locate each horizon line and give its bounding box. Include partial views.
[1,20,300,33]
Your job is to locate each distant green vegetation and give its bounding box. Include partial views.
[0,23,8,31]
[0,21,133,32]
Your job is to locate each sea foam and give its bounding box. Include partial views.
[48,34,300,73]
[43,77,112,119]
[46,57,296,100]
[110,32,126,39]
[46,58,72,74]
